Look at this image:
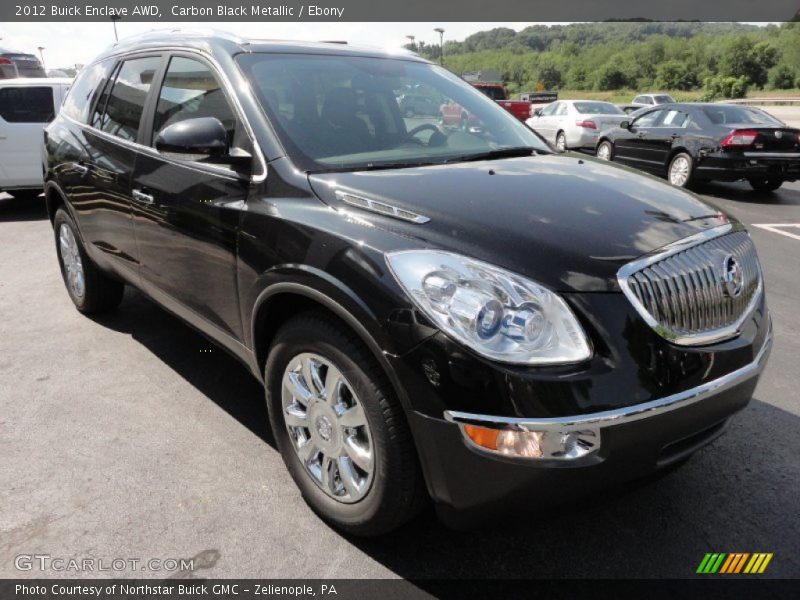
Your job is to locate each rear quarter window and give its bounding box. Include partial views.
[0,86,54,122]
[61,59,115,123]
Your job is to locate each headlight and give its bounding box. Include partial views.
[386,250,592,365]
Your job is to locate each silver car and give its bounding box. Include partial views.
[526,100,628,152]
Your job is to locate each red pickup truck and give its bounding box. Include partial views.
[440,82,531,127]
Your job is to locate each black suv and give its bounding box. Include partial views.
[44,31,772,535]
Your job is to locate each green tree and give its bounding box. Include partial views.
[769,65,796,89]
[537,62,564,89]
[654,60,700,90]
[702,75,749,100]
[595,64,631,90]
[719,38,779,88]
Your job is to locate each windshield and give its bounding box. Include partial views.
[573,101,623,115]
[703,105,781,125]
[653,95,676,104]
[474,85,505,101]
[237,53,548,172]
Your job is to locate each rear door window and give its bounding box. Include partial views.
[95,56,162,142]
[633,110,663,128]
[0,86,54,122]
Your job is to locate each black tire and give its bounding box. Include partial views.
[53,207,124,314]
[667,152,694,188]
[596,140,614,161]
[556,131,567,152]
[265,312,426,536]
[748,178,783,192]
[10,189,42,201]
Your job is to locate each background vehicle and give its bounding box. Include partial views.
[470,82,530,121]
[0,78,71,200]
[0,57,19,79]
[0,48,47,78]
[397,92,441,117]
[44,32,770,536]
[620,93,676,114]
[595,103,800,190]
[527,100,627,152]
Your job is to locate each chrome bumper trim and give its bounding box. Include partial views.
[445,323,771,433]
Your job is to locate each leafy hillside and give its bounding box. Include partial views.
[410,23,800,98]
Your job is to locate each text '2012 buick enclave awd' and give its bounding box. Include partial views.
[44,31,772,535]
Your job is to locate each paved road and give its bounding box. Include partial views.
[1,179,799,582]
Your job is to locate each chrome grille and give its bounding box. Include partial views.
[619,229,762,345]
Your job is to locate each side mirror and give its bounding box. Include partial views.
[155,117,229,158]
[620,120,630,130]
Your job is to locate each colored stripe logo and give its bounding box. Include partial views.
[697,553,773,574]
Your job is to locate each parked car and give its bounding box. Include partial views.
[620,93,676,114]
[44,32,771,535]
[0,78,71,200]
[0,57,19,79]
[595,103,800,191]
[526,100,628,152]
[397,92,441,118]
[0,48,47,78]
[471,82,531,121]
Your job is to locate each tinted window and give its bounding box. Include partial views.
[96,56,161,141]
[475,86,505,101]
[0,86,54,123]
[153,56,238,149]
[654,95,676,104]
[702,106,780,126]
[661,110,690,128]
[633,110,663,128]
[573,102,624,115]
[61,60,114,122]
[540,102,557,116]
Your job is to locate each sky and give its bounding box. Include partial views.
[0,21,543,69]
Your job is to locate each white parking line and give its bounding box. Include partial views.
[751,224,800,241]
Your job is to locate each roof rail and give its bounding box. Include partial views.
[320,40,348,44]
[111,28,246,47]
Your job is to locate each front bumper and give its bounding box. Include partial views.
[409,326,771,517]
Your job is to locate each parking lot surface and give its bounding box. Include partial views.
[1,179,799,580]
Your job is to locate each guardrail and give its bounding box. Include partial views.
[721,98,800,106]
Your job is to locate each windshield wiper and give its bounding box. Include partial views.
[309,160,444,174]
[447,147,540,163]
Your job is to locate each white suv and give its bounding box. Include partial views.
[0,77,71,200]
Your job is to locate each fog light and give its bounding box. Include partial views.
[461,424,598,460]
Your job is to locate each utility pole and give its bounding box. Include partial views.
[111,15,121,42]
[433,28,445,66]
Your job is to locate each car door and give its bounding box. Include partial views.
[0,84,55,188]
[131,53,251,340]
[70,55,164,278]
[646,109,691,168]
[530,102,557,140]
[614,109,664,170]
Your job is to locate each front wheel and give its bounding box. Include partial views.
[667,152,694,188]
[596,140,613,161]
[54,207,124,314]
[748,178,783,192]
[265,313,426,536]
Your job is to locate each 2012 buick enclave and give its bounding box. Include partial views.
[43,31,772,535]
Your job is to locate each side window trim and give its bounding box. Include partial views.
[138,54,169,147]
[90,60,121,130]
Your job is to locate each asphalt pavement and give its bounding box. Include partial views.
[1,179,799,581]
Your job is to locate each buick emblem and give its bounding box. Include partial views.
[721,254,744,298]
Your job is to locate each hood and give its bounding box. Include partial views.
[308,154,730,292]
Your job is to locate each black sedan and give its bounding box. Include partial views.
[595,103,800,191]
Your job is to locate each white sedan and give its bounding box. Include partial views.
[526,100,629,153]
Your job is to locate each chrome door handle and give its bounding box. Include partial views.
[72,162,89,175]
[132,189,154,205]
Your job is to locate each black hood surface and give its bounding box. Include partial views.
[309,154,731,292]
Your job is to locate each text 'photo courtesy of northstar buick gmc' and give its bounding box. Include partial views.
[42,31,772,536]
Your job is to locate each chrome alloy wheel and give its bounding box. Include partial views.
[669,155,691,187]
[556,133,566,152]
[59,223,85,299]
[281,353,374,503]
